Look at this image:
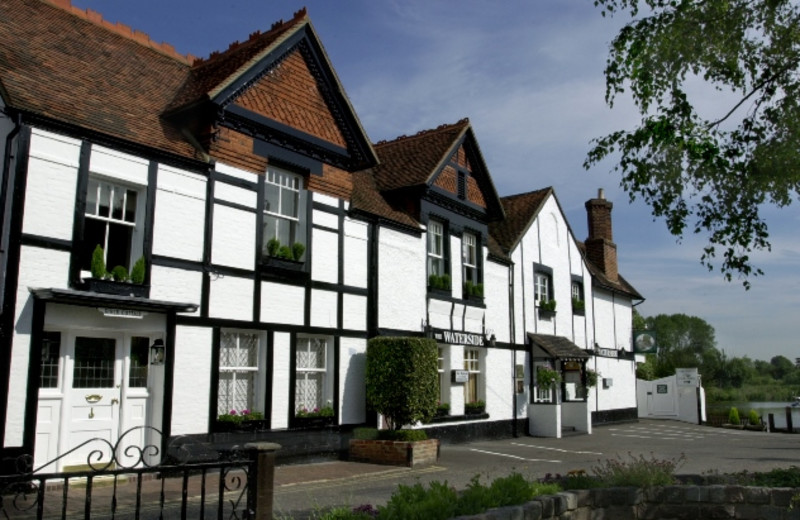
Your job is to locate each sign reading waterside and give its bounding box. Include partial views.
[431,328,485,346]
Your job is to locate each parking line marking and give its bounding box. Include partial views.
[511,443,602,455]
[470,448,561,463]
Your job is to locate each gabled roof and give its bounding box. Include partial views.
[489,188,552,254]
[0,0,376,170]
[369,119,504,220]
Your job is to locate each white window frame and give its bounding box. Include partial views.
[218,331,266,416]
[294,336,333,414]
[82,175,144,274]
[263,167,302,253]
[535,272,551,304]
[462,232,478,284]
[427,220,445,276]
[437,346,448,404]
[464,348,481,404]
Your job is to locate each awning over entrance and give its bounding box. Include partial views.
[29,287,198,314]
[527,333,590,361]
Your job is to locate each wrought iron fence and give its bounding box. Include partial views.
[0,426,257,519]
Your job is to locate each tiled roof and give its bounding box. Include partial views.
[577,242,644,300]
[489,188,552,254]
[166,10,309,113]
[0,0,196,158]
[372,119,470,192]
[350,169,420,229]
[528,333,590,360]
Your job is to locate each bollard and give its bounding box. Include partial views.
[244,442,281,520]
[769,413,775,432]
[786,407,794,433]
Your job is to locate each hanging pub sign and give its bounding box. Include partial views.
[430,328,485,346]
[633,330,657,354]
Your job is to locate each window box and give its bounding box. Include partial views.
[572,298,586,316]
[292,415,334,429]
[538,300,557,319]
[464,400,485,415]
[262,255,306,272]
[214,419,270,433]
[80,278,150,298]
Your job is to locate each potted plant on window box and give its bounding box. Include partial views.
[463,281,484,302]
[216,410,267,432]
[435,402,450,417]
[572,297,586,316]
[293,403,334,429]
[82,245,149,297]
[464,399,486,415]
[428,274,451,297]
[538,299,557,319]
[263,238,307,275]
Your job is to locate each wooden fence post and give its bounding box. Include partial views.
[245,442,281,520]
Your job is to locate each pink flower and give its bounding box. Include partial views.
[242,409,250,415]
[230,410,237,415]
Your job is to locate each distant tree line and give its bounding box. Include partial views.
[635,312,799,401]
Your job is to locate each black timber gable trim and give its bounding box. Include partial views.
[213,28,375,171]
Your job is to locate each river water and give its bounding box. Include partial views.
[707,401,800,429]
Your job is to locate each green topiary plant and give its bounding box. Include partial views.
[540,299,557,312]
[277,245,293,260]
[365,337,438,430]
[90,245,106,279]
[728,406,741,425]
[266,238,281,257]
[110,265,129,282]
[130,256,146,284]
[748,409,761,426]
[536,366,561,389]
[292,242,306,261]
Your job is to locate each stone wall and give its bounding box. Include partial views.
[451,485,800,520]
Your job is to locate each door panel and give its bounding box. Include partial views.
[64,336,121,469]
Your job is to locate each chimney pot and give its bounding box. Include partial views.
[598,188,605,200]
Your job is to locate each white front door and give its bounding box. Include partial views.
[63,335,123,469]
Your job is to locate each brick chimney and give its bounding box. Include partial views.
[585,188,618,282]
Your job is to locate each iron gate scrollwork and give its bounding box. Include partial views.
[0,426,257,519]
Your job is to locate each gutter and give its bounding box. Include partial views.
[0,111,22,255]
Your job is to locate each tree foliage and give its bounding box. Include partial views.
[587,0,800,287]
[365,337,439,430]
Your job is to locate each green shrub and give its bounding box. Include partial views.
[130,256,146,284]
[292,242,306,261]
[376,429,428,442]
[728,407,741,425]
[455,473,551,516]
[352,427,379,440]
[539,299,557,312]
[536,367,561,389]
[365,337,438,430]
[585,369,598,388]
[748,409,760,426]
[267,238,281,257]
[572,298,585,311]
[90,245,106,279]
[591,453,685,488]
[464,400,486,414]
[110,265,128,282]
[379,481,458,520]
[313,506,377,520]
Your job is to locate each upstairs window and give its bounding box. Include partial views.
[535,272,551,304]
[262,167,307,261]
[428,220,445,276]
[80,176,144,274]
[462,232,483,299]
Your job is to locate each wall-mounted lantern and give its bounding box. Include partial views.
[150,339,165,366]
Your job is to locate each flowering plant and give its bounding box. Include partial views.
[464,400,486,414]
[295,402,334,418]
[218,409,264,424]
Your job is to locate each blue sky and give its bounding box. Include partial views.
[70,0,800,362]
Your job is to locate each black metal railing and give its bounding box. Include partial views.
[0,426,257,520]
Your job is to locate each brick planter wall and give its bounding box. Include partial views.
[349,439,439,467]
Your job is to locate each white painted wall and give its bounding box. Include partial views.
[378,227,426,331]
[149,266,202,313]
[343,219,368,289]
[23,129,80,240]
[211,204,255,271]
[271,332,291,429]
[260,282,304,325]
[339,336,366,424]
[311,228,338,283]
[484,260,510,343]
[208,275,253,321]
[153,165,206,262]
[310,289,337,328]
[171,326,213,435]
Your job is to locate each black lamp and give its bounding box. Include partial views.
[150,339,165,365]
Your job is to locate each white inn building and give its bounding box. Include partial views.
[0,0,644,472]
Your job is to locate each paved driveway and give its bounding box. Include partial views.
[274,420,800,518]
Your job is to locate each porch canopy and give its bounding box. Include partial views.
[527,333,590,361]
[30,287,198,314]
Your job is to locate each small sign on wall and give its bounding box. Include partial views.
[657,384,669,394]
[452,370,469,383]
